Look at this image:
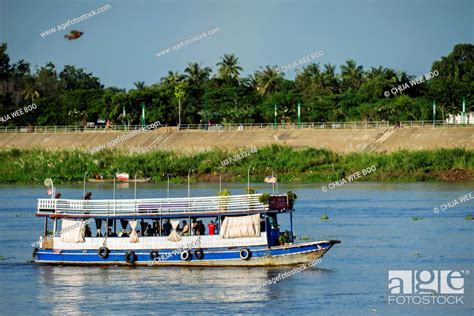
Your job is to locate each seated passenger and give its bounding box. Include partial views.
[153,222,160,236]
[207,220,216,235]
[85,225,92,237]
[145,224,153,236]
[162,219,172,236]
[192,219,198,235]
[107,228,117,237]
[180,220,189,236]
[197,220,205,235]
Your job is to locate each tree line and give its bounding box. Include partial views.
[0,43,472,126]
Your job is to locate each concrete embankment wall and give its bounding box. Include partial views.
[0,127,472,153]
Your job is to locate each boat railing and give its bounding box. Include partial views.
[37,194,267,217]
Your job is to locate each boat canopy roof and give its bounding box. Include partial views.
[36,194,293,219]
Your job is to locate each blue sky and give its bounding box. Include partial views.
[1,0,473,89]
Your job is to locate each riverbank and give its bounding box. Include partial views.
[1,126,473,153]
[0,146,472,184]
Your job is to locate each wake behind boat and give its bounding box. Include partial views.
[32,192,340,266]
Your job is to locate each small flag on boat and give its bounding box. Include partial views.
[264,175,277,184]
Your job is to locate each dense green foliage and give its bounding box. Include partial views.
[0,43,472,126]
[0,146,472,184]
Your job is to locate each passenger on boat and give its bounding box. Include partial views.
[55,192,61,199]
[180,220,189,236]
[85,225,92,237]
[140,220,147,235]
[207,220,216,235]
[197,220,205,235]
[162,219,172,236]
[191,219,198,235]
[146,224,156,236]
[107,228,117,237]
[153,221,160,236]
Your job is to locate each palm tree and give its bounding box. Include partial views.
[366,66,384,80]
[296,63,321,83]
[295,63,325,96]
[241,74,258,91]
[22,80,40,104]
[160,71,185,85]
[216,54,243,82]
[254,66,283,96]
[322,63,339,93]
[184,63,211,85]
[133,81,146,90]
[340,59,365,90]
[174,81,186,129]
[383,68,398,82]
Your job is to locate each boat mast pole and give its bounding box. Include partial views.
[167,174,170,199]
[247,165,252,194]
[290,212,294,242]
[219,174,222,192]
[113,176,116,215]
[43,218,48,239]
[134,172,137,199]
[187,169,192,198]
[82,171,88,198]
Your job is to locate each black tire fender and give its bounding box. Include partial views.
[98,247,110,259]
[125,251,137,264]
[180,250,191,261]
[194,248,204,260]
[239,248,251,260]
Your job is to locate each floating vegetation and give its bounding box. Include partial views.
[412,216,423,221]
[414,252,421,256]
[320,214,329,221]
[465,214,474,220]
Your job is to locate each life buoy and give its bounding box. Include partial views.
[150,250,159,260]
[98,247,110,259]
[194,248,204,260]
[239,248,251,260]
[32,247,38,258]
[125,251,137,264]
[180,250,191,261]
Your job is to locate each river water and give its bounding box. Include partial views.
[0,182,473,315]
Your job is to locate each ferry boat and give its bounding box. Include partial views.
[32,193,340,266]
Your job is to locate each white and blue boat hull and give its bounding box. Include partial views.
[33,240,339,266]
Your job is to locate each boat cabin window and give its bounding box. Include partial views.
[79,217,221,238]
[268,214,279,229]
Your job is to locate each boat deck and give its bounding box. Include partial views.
[36,194,292,218]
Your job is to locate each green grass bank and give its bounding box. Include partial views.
[0,146,473,184]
